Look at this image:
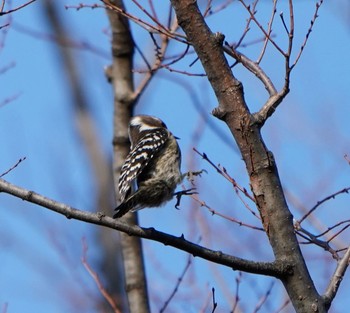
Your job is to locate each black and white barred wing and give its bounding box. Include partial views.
[118,128,168,202]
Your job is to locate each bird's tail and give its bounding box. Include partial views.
[113,203,130,218]
[113,193,141,218]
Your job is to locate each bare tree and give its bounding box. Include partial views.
[2,0,350,313]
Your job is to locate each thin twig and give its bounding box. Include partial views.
[166,2,172,29]
[189,193,264,231]
[193,148,256,204]
[203,0,213,18]
[0,61,15,74]
[233,0,258,50]
[68,2,187,43]
[253,281,274,313]
[0,23,9,30]
[148,0,158,21]
[252,0,323,126]
[272,299,290,313]
[279,12,289,35]
[131,0,169,33]
[81,237,121,313]
[162,44,190,67]
[344,154,350,165]
[294,222,339,260]
[284,0,294,86]
[1,0,5,13]
[0,0,36,16]
[132,12,182,101]
[159,64,206,76]
[0,92,22,108]
[298,187,350,224]
[204,0,234,18]
[291,0,324,69]
[160,255,192,313]
[0,157,26,178]
[257,0,277,64]
[231,272,242,312]
[221,166,259,218]
[199,288,213,313]
[211,287,218,313]
[327,224,350,244]
[316,220,350,238]
[238,0,286,56]
[101,0,187,43]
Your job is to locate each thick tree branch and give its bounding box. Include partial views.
[106,1,150,313]
[170,1,326,312]
[41,2,125,310]
[0,178,289,277]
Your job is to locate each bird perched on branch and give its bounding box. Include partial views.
[114,115,183,218]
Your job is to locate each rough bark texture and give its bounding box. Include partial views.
[170,1,326,312]
[106,1,151,312]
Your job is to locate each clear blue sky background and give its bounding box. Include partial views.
[1,1,350,312]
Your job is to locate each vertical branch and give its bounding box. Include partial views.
[282,0,294,93]
[106,1,151,313]
[41,1,125,311]
[170,1,327,312]
[256,0,277,64]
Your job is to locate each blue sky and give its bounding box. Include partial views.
[1,1,350,312]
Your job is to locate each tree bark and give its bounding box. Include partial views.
[106,1,151,312]
[41,1,125,310]
[170,1,326,312]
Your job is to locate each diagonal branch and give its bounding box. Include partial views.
[238,0,286,57]
[101,0,186,43]
[81,238,121,313]
[223,46,277,97]
[253,0,324,126]
[298,187,350,224]
[0,157,26,178]
[0,0,36,16]
[323,246,350,309]
[159,254,192,313]
[170,1,326,311]
[0,178,290,277]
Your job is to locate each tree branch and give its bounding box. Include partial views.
[81,238,121,313]
[106,1,150,312]
[298,187,350,224]
[223,45,277,98]
[0,178,289,277]
[0,0,36,16]
[323,246,350,309]
[170,1,327,312]
[41,2,125,308]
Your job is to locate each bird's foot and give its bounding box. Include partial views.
[174,188,198,209]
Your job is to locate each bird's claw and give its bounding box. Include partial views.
[174,188,198,209]
[183,170,207,185]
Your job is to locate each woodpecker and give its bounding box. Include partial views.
[114,115,182,218]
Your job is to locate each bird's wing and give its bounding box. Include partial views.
[118,128,168,202]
